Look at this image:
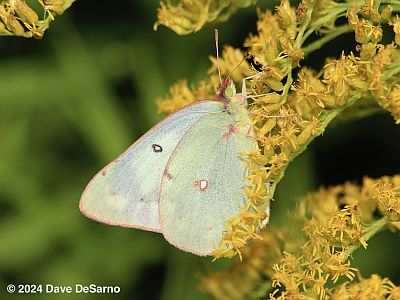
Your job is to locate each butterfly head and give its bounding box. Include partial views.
[215,78,238,107]
[223,80,236,99]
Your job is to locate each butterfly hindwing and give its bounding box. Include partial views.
[80,101,224,232]
[159,110,256,255]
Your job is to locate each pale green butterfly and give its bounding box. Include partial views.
[80,31,268,256]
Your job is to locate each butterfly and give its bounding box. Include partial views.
[80,31,267,256]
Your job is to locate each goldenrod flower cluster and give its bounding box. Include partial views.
[200,176,400,299]
[155,0,257,35]
[0,0,74,38]
[156,0,400,261]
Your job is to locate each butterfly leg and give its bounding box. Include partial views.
[255,182,271,232]
[261,204,271,228]
[240,74,279,100]
[240,74,260,99]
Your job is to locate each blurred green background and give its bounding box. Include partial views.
[0,0,398,299]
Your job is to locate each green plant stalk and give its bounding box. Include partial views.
[281,71,292,101]
[385,0,400,5]
[303,25,351,55]
[282,1,316,102]
[342,216,390,261]
[383,62,400,80]
[306,7,348,30]
[332,98,385,124]
[294,2,316,49]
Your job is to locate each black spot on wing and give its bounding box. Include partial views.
[152,144,163,153]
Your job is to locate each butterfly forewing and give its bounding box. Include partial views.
[80,101,224,232]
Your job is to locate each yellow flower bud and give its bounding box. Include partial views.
[354,21,369,43]
[258,93,281,104]
[296,125,312,145]
[258,118,277,136]
[347,7,359,30]
[263,142,275,158]
[262,66,284,81]
[263,102,282,112]
[371,25,382,43]
[297,4,307,24]
[6,14,24,36]
[265,78,284,91]
[322,94,337,108]
[358,43,377,60]
[0,20,8,34]
[392,17,400,45]
[380,5,392,20]
[13,0,39,25]
[0,5,7,22]
[276,0,296,29]
[43,0,66,15]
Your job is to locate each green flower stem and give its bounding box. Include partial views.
[282,1,316,102]
[294,2,315,49]
[306,8,348,32]
[303,25,351,56]
[385,0,400,5]
[333,98,385,124]
[384,62,400,80]
[371,0,400,11]
[342,216,390,261]
[281,70,292,101]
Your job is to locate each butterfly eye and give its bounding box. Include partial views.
[152,144,163,153]
[225,86,234,98]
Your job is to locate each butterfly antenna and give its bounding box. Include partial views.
[226,51,249,80]
[215,29,223,86]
